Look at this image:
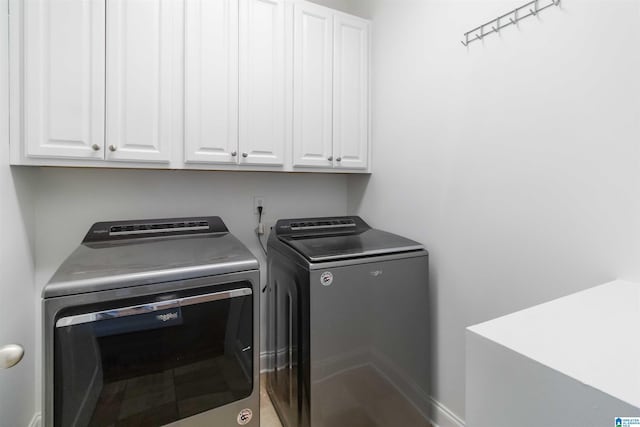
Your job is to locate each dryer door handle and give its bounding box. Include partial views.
[55,288,252,328]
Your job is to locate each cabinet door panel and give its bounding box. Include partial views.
[185,0,239,164]
[24,0,105,160]
[239,0,285,166]
[292,2,333,168]
[106,0,178,163]
[333,13,369,170]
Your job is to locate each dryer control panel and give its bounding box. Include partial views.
[83,216,229,243]
[274,216,370,238]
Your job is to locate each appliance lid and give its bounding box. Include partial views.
[275,216,425,262]
[44,217,259,298]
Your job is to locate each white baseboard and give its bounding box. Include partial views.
[260,350,274,373]
[429,398,465,427]
[28,413,41,427]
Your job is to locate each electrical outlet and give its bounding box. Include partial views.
[253,197,265,215]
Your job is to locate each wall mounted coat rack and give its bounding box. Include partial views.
[461,0,560,47]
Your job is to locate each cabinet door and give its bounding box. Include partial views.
[292,2,333,168]
[239,0,285,166]
[105,0,179,163]
[185,0,239,164]
[333,13,369,170]
[24,0,105,160]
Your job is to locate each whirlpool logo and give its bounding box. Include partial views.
[156,312,179,322]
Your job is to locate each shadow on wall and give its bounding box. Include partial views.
[10,166,37,257]
[346,174,370,215]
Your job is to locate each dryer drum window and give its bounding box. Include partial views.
[53,287,254,427]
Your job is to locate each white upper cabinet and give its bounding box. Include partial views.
[23,0,105,160]
[184,0,239,164]
[13,0,370,173]
[292,2,334,168]
[333,13,369,170]
[105,0,179,163]
[239,0,286,166]
[292,2,370,171]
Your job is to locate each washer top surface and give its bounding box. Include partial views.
[44,217,259,298]
[274,216,425,262]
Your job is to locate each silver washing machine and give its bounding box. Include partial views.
[266,216,430,427]
[43,217,260,427]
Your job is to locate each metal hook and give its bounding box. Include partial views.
[530,0,539,16]
[460,0,559,48]
[492,17,500,33]
[477,25,485,41]
[461,33,469,46]
[512,7,519,24]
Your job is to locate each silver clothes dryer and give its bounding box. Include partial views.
[43,217,260,427]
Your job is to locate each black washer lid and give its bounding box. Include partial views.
[275,216,425,262]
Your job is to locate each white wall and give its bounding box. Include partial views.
[348,0,640,422]
[0,0,37,425]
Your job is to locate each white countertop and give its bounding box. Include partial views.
[468,280,640,408]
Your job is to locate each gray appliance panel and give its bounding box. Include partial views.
[43,270,261,427]
[280,229,424,262]
[265,253,307,427]
[45,233,259,298]
[309,254,430,427]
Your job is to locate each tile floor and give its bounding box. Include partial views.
[260,374,283,427]
[259,372,433,427]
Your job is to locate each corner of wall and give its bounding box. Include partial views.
[346,174,370,215]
